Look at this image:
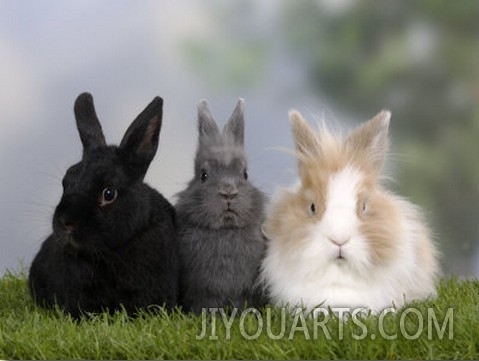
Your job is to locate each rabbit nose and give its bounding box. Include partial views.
[328,237,349,247]
[219,190,238,201]
[59,216,77,234]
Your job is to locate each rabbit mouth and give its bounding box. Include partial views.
[56,233,81,251]
[219,209,239,226]
[224,201,238,213]
[223,208,237,217]
[225,204,236,212]
[335,249,346,261]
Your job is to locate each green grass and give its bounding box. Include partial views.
[0,270,478,359]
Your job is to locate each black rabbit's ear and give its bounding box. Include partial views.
[223,98,245,147]
[74,93,106,152]
[197,100,220,146]
[119,97,163,179]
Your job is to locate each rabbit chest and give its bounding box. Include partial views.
[180,228,264,282]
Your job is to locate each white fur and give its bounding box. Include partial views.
[261,165,439,313]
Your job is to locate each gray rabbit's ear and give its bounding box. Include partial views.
[223,98,245,147]
[197,100,220,144]
[119,96,163,180]
[74,92,106,153]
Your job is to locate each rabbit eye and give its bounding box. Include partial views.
[243,169,248,180]
[99,187,117,207]
[361,200,368,213]
[357,198,368,217]
[200,169,208,183]
[310,203,316,215]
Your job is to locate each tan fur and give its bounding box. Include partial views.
[263,189,312,255]
[271,112,394,258]
[360,189,401,265]
[263,110,439,307]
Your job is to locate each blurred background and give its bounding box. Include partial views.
[0,0,478,277]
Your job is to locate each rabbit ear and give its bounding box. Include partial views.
[347,110,390,173]
[289,110,319,158]
[197,100,221,145]
[119,96,163,179]
[74,93,106,153]
[223,98,245,147]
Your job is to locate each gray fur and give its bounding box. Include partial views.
[176,99,266,314]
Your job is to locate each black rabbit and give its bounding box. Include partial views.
[28,93,178,318]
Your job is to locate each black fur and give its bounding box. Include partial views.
[28,93,178,318]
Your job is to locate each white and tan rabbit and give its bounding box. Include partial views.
[260,110,440,313]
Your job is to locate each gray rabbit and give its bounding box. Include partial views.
[176,99,266,314]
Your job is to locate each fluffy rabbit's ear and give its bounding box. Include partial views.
[197,100,220,146]
[74,92,106,153]
[289,110,319,158]
[223,98,245,147]
[119,96,163,179]
[347,110,391,173]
